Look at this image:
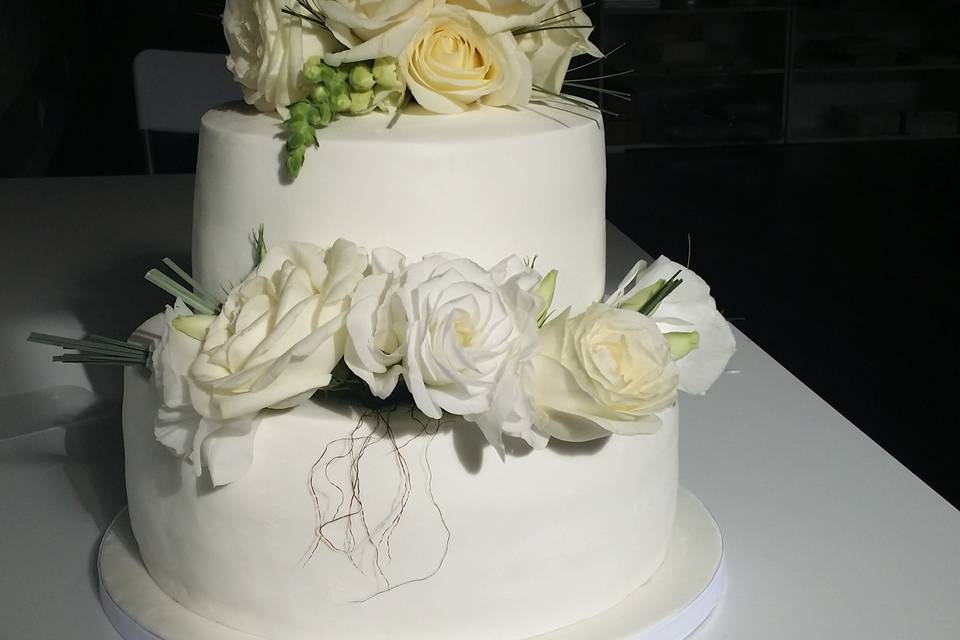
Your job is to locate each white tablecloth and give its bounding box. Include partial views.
[1,175,958,639]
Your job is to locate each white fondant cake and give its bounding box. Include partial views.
[124,315,678,640]
[193,103,607,313]
[121,105,688,639]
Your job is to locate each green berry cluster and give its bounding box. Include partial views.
[283,56,404,179]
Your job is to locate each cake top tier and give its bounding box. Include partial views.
[192,102,608,314]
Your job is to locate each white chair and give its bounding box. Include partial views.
[132,49,241,173]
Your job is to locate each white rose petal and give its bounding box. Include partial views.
[606,256,736,395]
[448,0,561,34]
[152,301,203,456]
[323,0,434,66]
[515,0,602,94]
[316,0,431,42]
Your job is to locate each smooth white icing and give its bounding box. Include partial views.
[192,103,607,312]
[124,316,678,640]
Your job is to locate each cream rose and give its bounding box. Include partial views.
[223,0,343,114]
[516,0,601,93]
[345,249,544,452]
[531,303,679,443]
[186,239,367,485]
[397,6,532,114]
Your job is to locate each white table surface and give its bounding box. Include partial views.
[1,175,958,639]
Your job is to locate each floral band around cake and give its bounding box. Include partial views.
[31,234,735,487]
[221,0,610,177]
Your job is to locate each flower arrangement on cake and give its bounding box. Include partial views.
[221,0,618,177]
[31,232,734,487]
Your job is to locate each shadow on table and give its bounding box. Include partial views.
[63,414,127,591]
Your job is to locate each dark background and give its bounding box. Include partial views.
[2,1,958,507]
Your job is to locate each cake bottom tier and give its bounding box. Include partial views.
[122,316,679,640]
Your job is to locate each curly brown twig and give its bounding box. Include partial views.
[302,408,450,602]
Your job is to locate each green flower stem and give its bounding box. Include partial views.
[144,269,220,315]
[161,258,221,308]
[28,333,151,366]
[637,271,683,317]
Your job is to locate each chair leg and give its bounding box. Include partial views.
[142,130,155,175]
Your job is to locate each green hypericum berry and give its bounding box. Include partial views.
[330,84,351,112]
[288,101,313,119]
[372,58,403,90]
[308,103,333,128]
[286,145,306,178]
[349,90,373,114]
[309,84,329,105]
[348,63,376,91]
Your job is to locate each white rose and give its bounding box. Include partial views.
[223,0,343,115]
[515,0,601,93]
[345,249,544,453]
[606,256,736,395]
[398,6,532,114]
[532,303,679,442]
[187,239,367,485]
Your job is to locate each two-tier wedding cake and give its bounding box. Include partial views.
[34,1,736,638]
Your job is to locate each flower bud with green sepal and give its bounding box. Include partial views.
[172,314,216,341]
[304,60,324,84]
[308,102,333,128]
[349,62,376,92]
[309,84,329,105]
[533,269,558,327]
[288,101,313,119]
[330,84,352,112]
[349,90,374,114]
[664,331,700,360]
[285,117,317,147]
[372,58,403,90]
[286,145,306,179]
[287,128,316,150]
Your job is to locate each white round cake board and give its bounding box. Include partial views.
[98,487,724,640]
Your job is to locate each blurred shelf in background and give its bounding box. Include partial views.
[593,0,960,149]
